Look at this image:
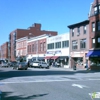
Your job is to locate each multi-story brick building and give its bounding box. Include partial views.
[27,34,50,62]
[16,36,28,61]
[9,23,57,61]
[0,42,8,60]
[86,0,100,69]
[68,20,89,69]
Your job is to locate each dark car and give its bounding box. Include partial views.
[8,61,17,67]
[13,62,28,70]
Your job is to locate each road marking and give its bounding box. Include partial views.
[72,84,89,89]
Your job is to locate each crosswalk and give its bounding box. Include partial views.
[0,75,100,84]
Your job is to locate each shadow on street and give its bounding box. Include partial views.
[1,92,48,100]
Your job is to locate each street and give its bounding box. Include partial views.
[0,67,100,100]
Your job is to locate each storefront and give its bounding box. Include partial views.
[86,50,100,70]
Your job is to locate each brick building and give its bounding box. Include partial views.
[0,42,8,60]
[86,0,100,69]
[27,34,50,62]
[68,20,89,69]
[9,23,57,61]
[16,36,28,61]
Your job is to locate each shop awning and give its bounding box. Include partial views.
[45,56,52,59]
[86,50,100,57]
[51,56,59,60]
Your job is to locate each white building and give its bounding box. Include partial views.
[46,33,70,68]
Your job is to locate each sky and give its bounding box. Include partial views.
[0,0,93,46]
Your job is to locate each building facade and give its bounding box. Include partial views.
[9,23,57,61]
[16,37,28,61]
[27,34,51,62]
[0,42,8,60]
[86,0,100,69]
[68,20,89,69]
[45,33,69,68]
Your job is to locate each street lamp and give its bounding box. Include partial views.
[36,40,38,61]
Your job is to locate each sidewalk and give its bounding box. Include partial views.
[50,66,87,71]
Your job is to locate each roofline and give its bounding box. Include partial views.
[67,20,89,28]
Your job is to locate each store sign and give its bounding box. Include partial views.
[46,50,61,54]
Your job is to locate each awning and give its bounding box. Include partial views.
[59,56,69,60]
[86,50,100,57]
[45,56,52,59]
[51,56,59,60]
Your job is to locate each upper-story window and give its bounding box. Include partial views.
[77,27,80,33]
[92,38,95,48]
[72,40,78,50]
[94,6,98,14]
[43,42,46,51]
[55,42,61,49]
[48,43,54,49]
[62,40,69,48]
[77,27,80,36]
[32,44,34,52]
[72,29,74,37]
[40,43,43,51]
[97,37,100,48]
[99,5,100,12]
[84,25,86,34]
[97,21,100,31]
[92,22,95,32]
[80,39,86,49]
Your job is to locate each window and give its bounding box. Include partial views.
[32,44,34,52]
[92,22,95,32]
[43,42,46,51]
[92,38,95,48]
[55,42,61,49]
[72,29,74,36]
[77,27,80,33]
[84,25,86,34]
[47,43,54,49]
[62,40,69,48]
[97,37,100,47]
[97,21,100,31]
[40,43,43,51]
[29,45,31,52]
[28,45,30,53]
[99,5,100,12]
[80,39,86,49]
[72,40,78,50]
[94,6,98,14]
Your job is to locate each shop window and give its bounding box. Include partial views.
[72,40,78,50]
[80,39,86,49]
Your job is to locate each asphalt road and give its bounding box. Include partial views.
[0,67,100,100]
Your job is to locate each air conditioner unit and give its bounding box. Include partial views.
[77,32,80,36]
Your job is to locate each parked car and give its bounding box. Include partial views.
[0,60,8,67]
[30,61,49,69]
[39,61,49,69]
[8,61,17,67]
[13,62,28,70]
